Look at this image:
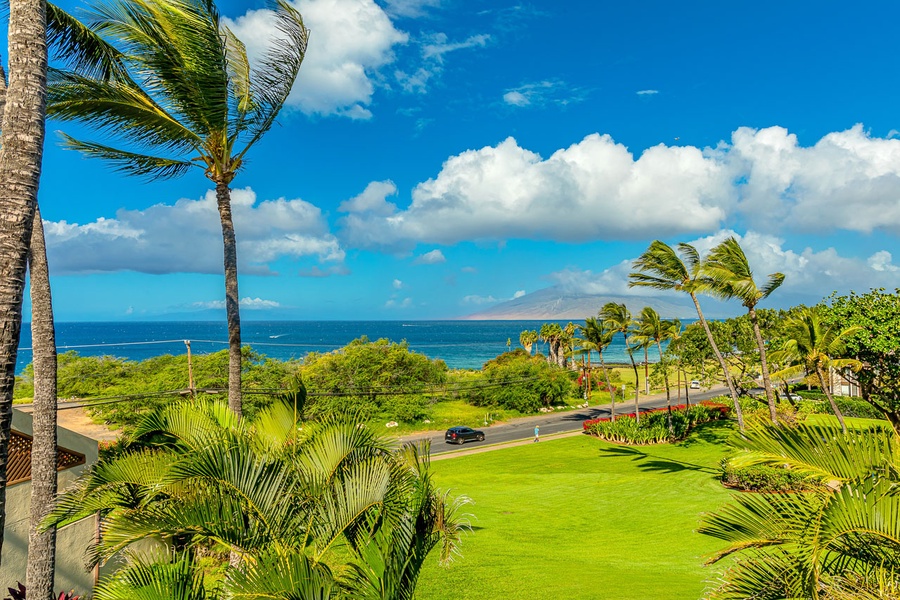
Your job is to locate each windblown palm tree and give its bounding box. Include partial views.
[632,307,678,432]
[539,322,563,366]
[629,240,746,430]
[579,317,617,420]
[702,237,784,425]
[519,329,538,355]
[46,0,309,416]
[770,307,862,434]
[600,303,641,422]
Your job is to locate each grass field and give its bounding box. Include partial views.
[415,422,737,600]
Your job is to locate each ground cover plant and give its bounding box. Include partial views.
[415,423,736,599]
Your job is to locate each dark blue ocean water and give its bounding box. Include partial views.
[15,320,638,373]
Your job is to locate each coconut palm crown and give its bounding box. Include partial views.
[46,0,309,415]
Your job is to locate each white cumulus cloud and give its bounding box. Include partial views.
[413,249,446,264]
[225,0,408,118]
[339,134,731,249]
[45,187,344,275]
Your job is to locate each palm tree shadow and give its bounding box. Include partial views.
[598,440,720,476]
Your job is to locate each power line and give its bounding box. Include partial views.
[37,375,545,411]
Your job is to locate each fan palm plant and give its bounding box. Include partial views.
[45,0,310,417]
[600,303,641,422]
[770,307,863,434]
[702,237,784,425]
[629,240,746,429]
[47,399,467,598]
[699,421,900,600]
[519,329,538,355]
[539,322,563,366]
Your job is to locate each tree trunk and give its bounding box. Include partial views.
[656,341,673,435]
[26,205,57,598]
[215,181,242,417]
[690,293,744,430]
[748,305,777,425]
[598,352,615,422]
[817,364,847,434]
[0,0,48,558]
[643,346,649,395]
[625,340,640,423]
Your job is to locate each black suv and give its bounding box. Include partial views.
[445,426,485,445]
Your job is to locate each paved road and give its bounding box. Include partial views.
[412,385,729,455]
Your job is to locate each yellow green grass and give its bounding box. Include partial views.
[416,422,736,599]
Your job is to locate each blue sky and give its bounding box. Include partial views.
[22,0,900,320]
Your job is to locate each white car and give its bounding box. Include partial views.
[690,380,701,389]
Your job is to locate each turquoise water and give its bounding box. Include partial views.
[16,320,640,373]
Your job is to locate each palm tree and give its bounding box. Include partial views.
[0,0,49,558]
[519,329,538,355]
[539,322,562,366]
[770,307,862,434]
[629,240,746,430]
[632,307,662,396]
[632,308,679,432]
[600,303,641,422]
[50,399,468,597]
[46,0,310,416]
[702,237,784,426]
[699,421,900,599]
[580,317,618,420]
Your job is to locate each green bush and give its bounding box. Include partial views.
[465,350,578,412]
[721,463,826,493]
[301,337,448,422]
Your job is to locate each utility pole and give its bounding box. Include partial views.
[184,340,195,399]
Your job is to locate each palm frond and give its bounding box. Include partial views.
[628,240,687,290]
[760,272,786,299]
[60,135,194,179]
[47,2,131,81]
[235,0,309,153]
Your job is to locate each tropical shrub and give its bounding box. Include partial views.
[300,336,448,422]
[720,463,826,493]
[465,350,578,412]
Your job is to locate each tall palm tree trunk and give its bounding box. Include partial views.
[642,346,649,394]
[816,363,847,434]
[598,352,615,422]
[690,293,744,430]
[656,341,673,434]
[748,305,777,425]
[26,205,57,597]
[0,0,48,557]
[624,339,640,423]
[215,181,242,417]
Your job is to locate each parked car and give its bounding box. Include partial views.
[445,426,485,445]
[690,380,701,389]
[788,393,802,401]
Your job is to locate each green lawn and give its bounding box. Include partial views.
[416,422,737,599]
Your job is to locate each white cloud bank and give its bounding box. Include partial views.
[339,125,900,249]
[194,297,282,310]
[549,230,900,305]
[45,188,344,275]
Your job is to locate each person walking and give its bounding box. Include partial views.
[534,425,540,442]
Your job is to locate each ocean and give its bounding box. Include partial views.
[15,320,640,373]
